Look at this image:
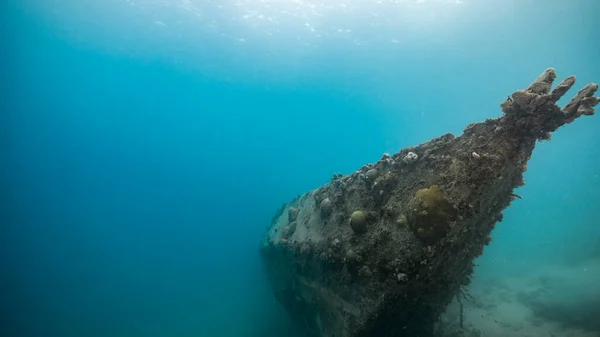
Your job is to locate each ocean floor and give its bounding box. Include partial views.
[436,258,600,337]
[239,258,600,337]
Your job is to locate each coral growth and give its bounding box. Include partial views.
[403,151,419,164]
[281,221,297,239]
[288,207,299,222]
[407,185,458,245]
[320,198,333,217]
[349,210,368,234]
[260,68,599,337]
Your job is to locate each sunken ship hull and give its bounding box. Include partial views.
[260,69,599,337]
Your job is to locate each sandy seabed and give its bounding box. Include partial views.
[436,258,600,337]
[243,258,600,337]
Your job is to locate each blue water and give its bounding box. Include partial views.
[2,1,599,336]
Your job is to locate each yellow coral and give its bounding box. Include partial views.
[350,210,368,234]
[407,185,457,245]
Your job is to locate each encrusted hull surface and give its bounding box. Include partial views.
[260,69,599,337]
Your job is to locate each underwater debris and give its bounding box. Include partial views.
[260,68,598,337]
[510,193,523,200]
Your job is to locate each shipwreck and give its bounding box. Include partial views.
[260,68,599,337]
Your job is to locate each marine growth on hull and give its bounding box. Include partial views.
[260,68,599,337]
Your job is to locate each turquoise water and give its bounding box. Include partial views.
[3,1,599,336]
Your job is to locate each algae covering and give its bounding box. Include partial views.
[259,68,599,337]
